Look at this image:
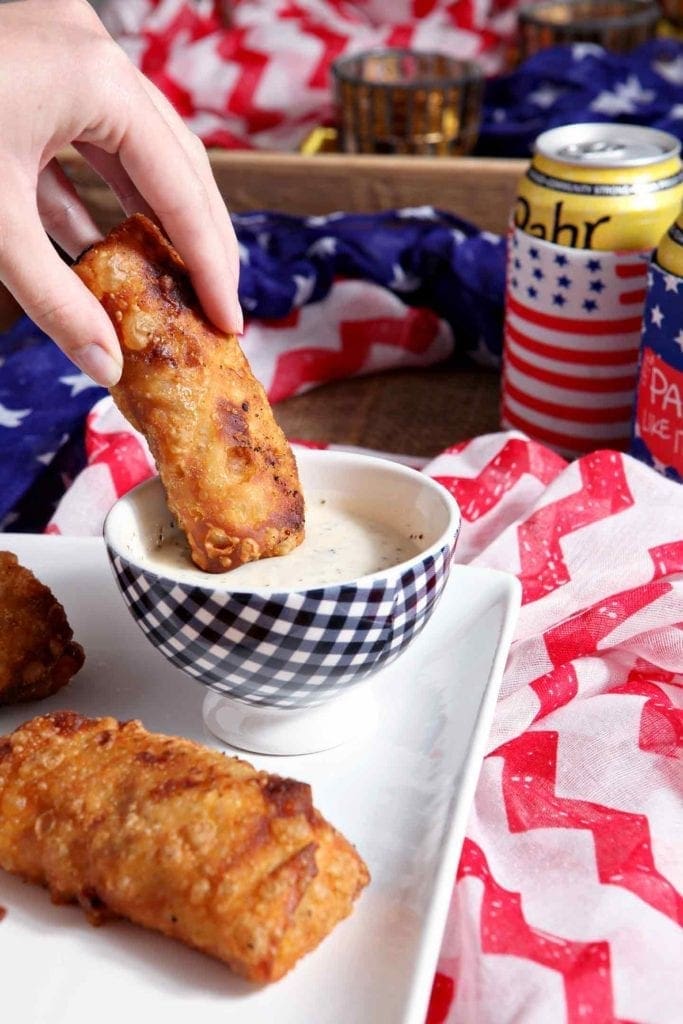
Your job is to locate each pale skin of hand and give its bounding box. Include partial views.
[0,0,242,386]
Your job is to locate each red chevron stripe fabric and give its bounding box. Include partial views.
[241,279,453,402]
[429,437,682,1024]
[48,410,683,1024]
[101,0,513,150]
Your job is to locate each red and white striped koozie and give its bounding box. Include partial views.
[501,227,649,456]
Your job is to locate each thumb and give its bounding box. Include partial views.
[0,188,122,386]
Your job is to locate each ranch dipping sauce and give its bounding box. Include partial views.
[149,493,424,589]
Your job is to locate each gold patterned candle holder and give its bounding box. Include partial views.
[517,0,660,60]
[659,0,683,33]
[331,49,484,157]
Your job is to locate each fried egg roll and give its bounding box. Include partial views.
[0,552,84,704]
[74,214,304,573]
[0,712,369,982]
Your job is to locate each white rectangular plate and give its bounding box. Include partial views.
[0,535,520,1024]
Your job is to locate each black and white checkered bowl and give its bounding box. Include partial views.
[103,448,460,711]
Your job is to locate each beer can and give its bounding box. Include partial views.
[502,123,683,456]
[631,215,683,482]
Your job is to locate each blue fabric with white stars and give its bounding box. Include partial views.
[507,227,643,321]
[0,317,107,532]
[631,256,683,481]
[0,207,505,532]
[477,39,683,157]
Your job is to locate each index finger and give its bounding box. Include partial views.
[116,83,242,335]
[135,71,240,284]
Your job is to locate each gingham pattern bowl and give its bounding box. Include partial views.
[104,448,461,711]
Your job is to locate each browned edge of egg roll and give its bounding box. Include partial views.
[0,711,369,982]
[0,551,85,705]
[74,214,305,573]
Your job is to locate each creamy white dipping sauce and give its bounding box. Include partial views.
[147,493,424,589]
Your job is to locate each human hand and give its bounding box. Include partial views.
[0,0,242,386]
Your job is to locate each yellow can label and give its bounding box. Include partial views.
[513,153,683,251]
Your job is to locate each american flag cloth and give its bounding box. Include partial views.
[40,406,683,1024]
[501,227,650,456]
[631,246,683,482]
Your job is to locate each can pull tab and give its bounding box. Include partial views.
[559,141,627,160]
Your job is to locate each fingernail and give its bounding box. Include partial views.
[77,344,123,387]
[233,302,244,336]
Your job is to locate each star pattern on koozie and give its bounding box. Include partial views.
[510,240,632,318]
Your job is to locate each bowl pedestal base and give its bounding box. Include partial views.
[202,684,378,756]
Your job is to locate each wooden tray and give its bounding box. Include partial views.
[60,148,524,235]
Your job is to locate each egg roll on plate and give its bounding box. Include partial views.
[0,712,369,982]
[0,551,84,705]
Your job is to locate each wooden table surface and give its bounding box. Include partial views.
[273,358,502,457]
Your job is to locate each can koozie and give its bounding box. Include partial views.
[502,227,649,456]
[631,258,683,482]
[502,123,683,458]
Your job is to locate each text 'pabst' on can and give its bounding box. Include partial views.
[631,215,683,482]
[501,122,683,457]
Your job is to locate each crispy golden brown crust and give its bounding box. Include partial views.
[74,214,305,573]
[0,552,85,705]
[0,712,369,982]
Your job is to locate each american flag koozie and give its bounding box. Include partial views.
[631,256,683,482]
[501,227,650,456]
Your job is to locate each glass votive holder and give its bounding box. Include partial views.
[331,49,485,157]
[517,0,660,60]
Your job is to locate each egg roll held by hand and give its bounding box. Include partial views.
[74,214,304,573]
[0,712,369,982]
